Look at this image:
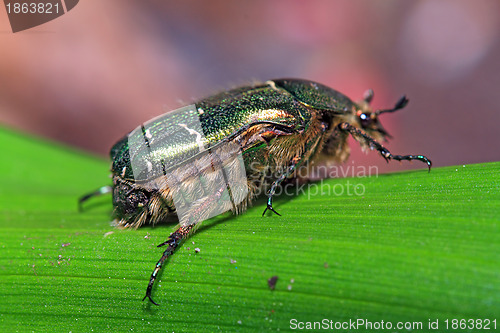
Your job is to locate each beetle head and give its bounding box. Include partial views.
[354,90,409,141]
[112,178,150,220]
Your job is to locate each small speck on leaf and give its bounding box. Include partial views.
[268,276,278,290]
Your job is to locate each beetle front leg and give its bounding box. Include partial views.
[143,224,194,305]
[78,186,112,212]
[338,122,432,171]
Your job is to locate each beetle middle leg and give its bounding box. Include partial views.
[262,136,323,216]
[262,160,299,216]
[338,122,432,170]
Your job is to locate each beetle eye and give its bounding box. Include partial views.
[359,113,372,127]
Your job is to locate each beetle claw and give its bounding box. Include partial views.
[262,205,281,217]
[156,241,169,248]
[143,294,160,306]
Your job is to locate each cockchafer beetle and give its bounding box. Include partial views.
[80,78,431,305]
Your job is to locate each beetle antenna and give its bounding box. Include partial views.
[78,186,113,212]
[377,95,409,115]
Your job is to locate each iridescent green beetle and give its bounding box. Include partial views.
[81,78,431,305]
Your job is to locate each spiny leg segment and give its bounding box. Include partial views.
[143,224,194,305]
[338,122,432,171]
[262,157,301,217]
[262,136,323,217]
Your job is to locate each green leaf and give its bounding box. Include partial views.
[0,127,498,332]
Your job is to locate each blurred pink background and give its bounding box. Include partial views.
[1,0,499,173]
